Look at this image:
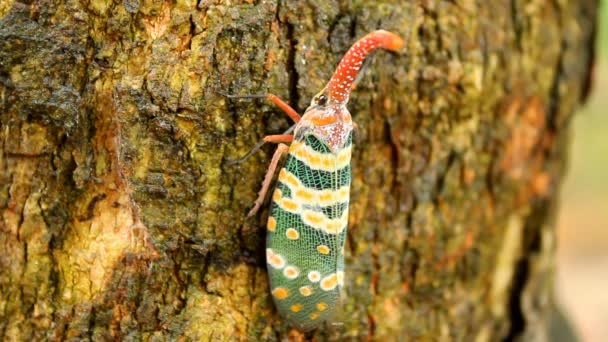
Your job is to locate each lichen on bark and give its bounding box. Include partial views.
[0,0,598,341]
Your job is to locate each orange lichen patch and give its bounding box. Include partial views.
[532,172,551,197]
[447,59,464,84]
[435,230,476,269]
[278,169,301,188]
[267,216,277,232]
[499,96,547,179]
[272,189,283,202]
[290,303,303,313]
[143,4,170,40]
[316,302,328,311]
[285,228,300,240]
[279,198,299,212]
[299,286,313,296]
[307,271,321,283]
[272,287,289,300]
[309,312,320,320]
[264,48,276,71]
[462,166,476,185]
[320,273,338,291]
[401,281,411,295]
[283,266,300,279]
[316,245,330,255]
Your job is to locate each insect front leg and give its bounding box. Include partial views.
[222,92,301,215]
[263,134,294,143]
[247,142,290,217]
[223,92,301,165]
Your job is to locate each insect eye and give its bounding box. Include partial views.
[316,94,328,105]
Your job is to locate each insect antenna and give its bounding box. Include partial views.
[219,92,269,99]
[225,125,295,166]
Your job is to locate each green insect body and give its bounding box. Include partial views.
[266,132,352,331]
[259,30,404,331]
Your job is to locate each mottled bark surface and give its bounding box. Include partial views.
[0,0,597,341]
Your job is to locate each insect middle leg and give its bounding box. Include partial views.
[248,142,290,217]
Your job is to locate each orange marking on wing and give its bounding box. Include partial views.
[317,245,330,255]
[295,188,315,201]
[278,169,300,188]
[267,216,277,232]
[285,228,300,240]
[319,191,334,203]
[272,188,282,202]
[299,286,313,296]
[308,271,321,282]
[283,266,300,279]
[338,152,351,164]
[320,273,338,291]
[269,254,285,268]
[307,154,321,167]
[329,187,350,205]
[327,220,344,233]
[303,211,324,225]
[280,198,299,212]
[272,287,289,300]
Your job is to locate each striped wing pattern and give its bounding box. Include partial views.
[266,133,352,331]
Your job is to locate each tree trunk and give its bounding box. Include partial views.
[0,0,597,341]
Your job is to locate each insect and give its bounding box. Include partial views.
[228,30,403,331]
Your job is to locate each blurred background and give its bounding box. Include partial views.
[556,3,608,341]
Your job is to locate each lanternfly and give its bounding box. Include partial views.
[228,30,403,331]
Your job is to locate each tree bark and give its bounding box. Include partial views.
[0,0,597,341]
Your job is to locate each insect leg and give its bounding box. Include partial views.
[222,93,301,123]
[265,94,301,122]
[263,134,294,143]
[225,125,295,165]
[247,143,290,217]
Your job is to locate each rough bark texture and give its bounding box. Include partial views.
[0,0,598,341]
